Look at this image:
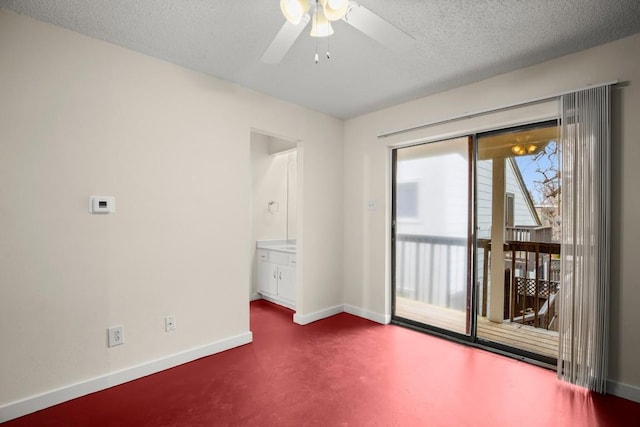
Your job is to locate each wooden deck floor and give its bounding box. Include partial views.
[395,297,558,359]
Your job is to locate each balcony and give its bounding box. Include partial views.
[478,236,560,330]
[505,225,553,243]
[395,297,559,359]
[395,232,560,359]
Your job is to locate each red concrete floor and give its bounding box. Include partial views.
[4,299,640,426]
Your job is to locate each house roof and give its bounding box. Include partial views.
[508,157,542,226]
[1,0,639,119]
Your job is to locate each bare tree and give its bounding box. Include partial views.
[531,141,561,241]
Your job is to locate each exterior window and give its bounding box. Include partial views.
[397,181,419,219]
[506,192,515,227]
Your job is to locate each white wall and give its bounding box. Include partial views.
[0,9,343,411]
[344,34,640,392]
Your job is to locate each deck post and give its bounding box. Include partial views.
[489,157,506,323]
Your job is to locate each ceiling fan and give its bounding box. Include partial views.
[262,0,415,64]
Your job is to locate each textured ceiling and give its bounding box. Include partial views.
[2,0,640,119]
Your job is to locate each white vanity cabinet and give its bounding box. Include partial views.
[257,251,278,296]
[277,263,295,303]
[257,248,296,309]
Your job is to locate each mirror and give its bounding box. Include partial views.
[250,131,297,243]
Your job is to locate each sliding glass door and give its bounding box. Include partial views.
[392,136,472,337]
[392,122,560,364]
[475,122,560,363]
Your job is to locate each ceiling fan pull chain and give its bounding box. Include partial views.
[314,1,319,64]
[327,33,331,59]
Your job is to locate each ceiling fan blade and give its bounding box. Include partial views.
[342,1,415,52]
[261,15,310,64]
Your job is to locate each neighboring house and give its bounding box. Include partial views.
[396,157,539,238]
[396,155,540,311]
[477,158,541,238]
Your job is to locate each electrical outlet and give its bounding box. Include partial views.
[367,200,377,211]
[108,326,124,347]
[165,315,176,332]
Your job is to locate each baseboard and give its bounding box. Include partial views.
[607,379,640,403]
[293,305,344,325]
[250,292,262,301]
[343,304,390,324]
[259,293,295,310]
[0,331,253,423]
[292,304,390,326]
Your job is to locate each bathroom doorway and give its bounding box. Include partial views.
[249,130,299,312]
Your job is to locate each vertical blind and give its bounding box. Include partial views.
[558,85,611,392]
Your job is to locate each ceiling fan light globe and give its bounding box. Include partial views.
[511,145,524,155]
[310,11,334,37]
[321,0,349,21]
[280,0,310,25]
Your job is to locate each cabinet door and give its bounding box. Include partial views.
[258,260,278,296]
[267,263,279,295]
[277,265,296,303]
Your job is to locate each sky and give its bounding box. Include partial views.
[513,141,559,205]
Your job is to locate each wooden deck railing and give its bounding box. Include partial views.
[478,238,560,330]
[396,233,561,331]
[505,240,560,329]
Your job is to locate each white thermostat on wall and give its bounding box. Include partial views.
[89,196,115,214]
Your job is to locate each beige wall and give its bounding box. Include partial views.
[344,34,640,389]
[0,9,343,407]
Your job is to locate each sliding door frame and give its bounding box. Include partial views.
[390,121,559,369]
[472,119,559,367]
[390,136,476,344]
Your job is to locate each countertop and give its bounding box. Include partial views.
[256,240,296,254]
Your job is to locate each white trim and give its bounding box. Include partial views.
[607,379,640,403]
[250,292,262,301]
[259,293,295,310]
[270,147,297,157]
[0,332,253,423]
[292,304,391,325]
[378,80,618,138]
[293,305,343,325]
[344,304,390,324]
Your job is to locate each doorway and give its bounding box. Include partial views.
[250,131,299,311]
[392,120,560,364]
